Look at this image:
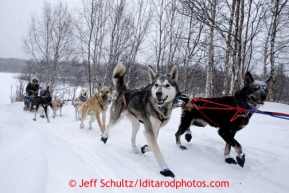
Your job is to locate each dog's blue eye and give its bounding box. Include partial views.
[165,84,170,88]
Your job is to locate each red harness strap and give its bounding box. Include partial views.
[182,97,251,127]
[122,93,144,123]
[97,98,106,111]
[151,104,169,123]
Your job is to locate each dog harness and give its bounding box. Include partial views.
[122,92,144,123]
[122,92,168,124]
[182,97,252,127]
[79,96,88,102]
[151,104,169,123]
[96,97,108,111]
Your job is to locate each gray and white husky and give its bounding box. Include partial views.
[101,63,179,178]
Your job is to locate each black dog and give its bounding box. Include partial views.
[175,72,271,167]
[33,86,52,123]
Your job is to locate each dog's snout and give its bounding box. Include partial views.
[156,91,162,98]
[101,94,107,100]
[261,93,267,101]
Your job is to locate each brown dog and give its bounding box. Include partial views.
[80,84,113,132]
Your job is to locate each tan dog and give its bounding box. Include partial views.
[74,87,89,120]
[80,84,113,132]
[50,96,65,118]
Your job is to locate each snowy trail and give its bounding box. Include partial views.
[1,97,289,193]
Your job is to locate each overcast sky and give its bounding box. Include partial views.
[0,0,81,59]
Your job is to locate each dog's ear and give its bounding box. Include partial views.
[244,72,254,85]
[168,65,178,82]
[148,65,157,81]
[110,85,114,91]
[265,76,272,84]
[168,65,179,82]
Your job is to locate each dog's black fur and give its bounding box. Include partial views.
[33,86,52,123]
[175,72,272,167]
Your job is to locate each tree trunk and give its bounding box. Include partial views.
[269,0,280,102]
[222,0,236,96]
[205,0,216,98]
[166,0,176,74]
[231,0,240,95]
[241,0,252,77]
[237,0,244,86]
[156,0,164,73]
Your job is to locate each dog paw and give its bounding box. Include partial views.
[179,145,187,150]
[101,137,108,144]
[236,153,245,167]
[80,124,84,129]
[225,158,237,164]
[33,118,36,121]
[141,145,149,154]
[89,127,93,130]
[132,146,139,154]
[160,169,175,178]
[40,115,44,118]
[185,133,192,142]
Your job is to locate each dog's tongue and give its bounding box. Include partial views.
[157,99,163,103]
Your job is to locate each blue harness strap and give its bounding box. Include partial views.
[239,99,289,120]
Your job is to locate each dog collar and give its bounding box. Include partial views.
[175,91,182,99]
[79,96,87,102]
[237,99,252,110]
[97,98,109,111]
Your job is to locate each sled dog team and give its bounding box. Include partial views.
[33,63,272,178]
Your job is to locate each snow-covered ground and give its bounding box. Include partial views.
[0,72,289,193]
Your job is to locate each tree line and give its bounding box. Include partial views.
[0,58,25,73]
[15,0,289,104]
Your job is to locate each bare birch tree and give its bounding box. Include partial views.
[126,0,153,87]
[180,15,204,94]
[23,2,74,95]
[262,0,289,101]
[166,0,177,73]
[230,0,245,95]
[205,0,217,97]
[222,0,236,96]
[150,0,167,72]
[74,0,110,95]
[103,0,133,83]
